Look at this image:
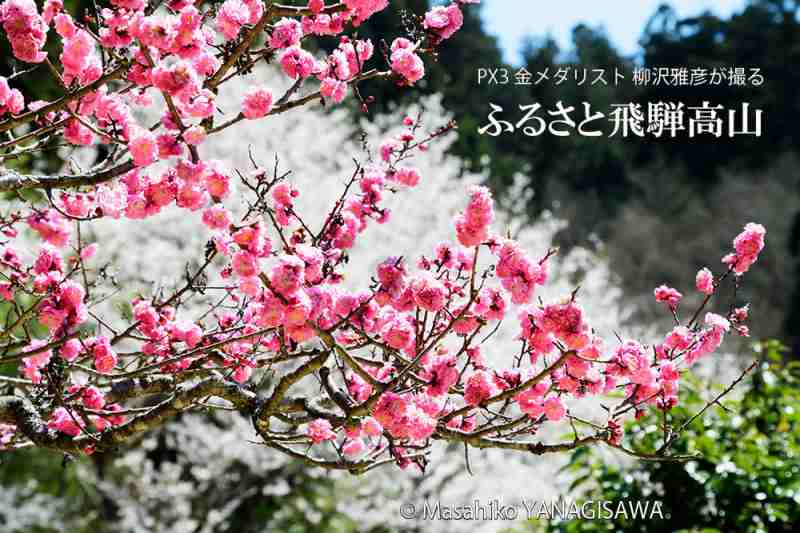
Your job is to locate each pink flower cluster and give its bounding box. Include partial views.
[695,267,714,295]
[604,340,675,409]
[89,336,119,373]
[0,77,24,116]
[47,407,84,436]
[519,300,591,363]
[654,285,682,309]
[455,185,494,247]
[317,38,375,102]
[126,299,217,372]
[516,386,567,422]
[343,0,388,25]
[423,2,464,42]
[269,17,303,49]
[411,273,448,312]
[279,45,317,79]
[423,352,459,396]
[727,222,766,274]
[0,0,465,180]
[373,392,437,441]
[263,171,763,459]
[307,418,337,443]
[390,38,425,85]
[37,280,87,334]
[464,370,496,406]
[48,400,125,437]
[0,134,767,468]
[495,240,548,305]
[28,209,71,247]
[271,182,298,226]
[242,86,274,119]
[54,159,232,221]
[20,340,53,383]
[0,0,47,63]
[301,1,346,37]
[129,127,158,167]
[56,14,102,87]
[216,0,256,40]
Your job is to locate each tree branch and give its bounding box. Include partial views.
[0,160,134,193]
[1,376,257,454]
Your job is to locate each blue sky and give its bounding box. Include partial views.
[482,0,750,63]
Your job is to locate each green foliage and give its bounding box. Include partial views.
[522,341,800,533]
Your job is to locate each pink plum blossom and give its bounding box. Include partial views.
[242,86,274,119]
[307,418,337,443]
